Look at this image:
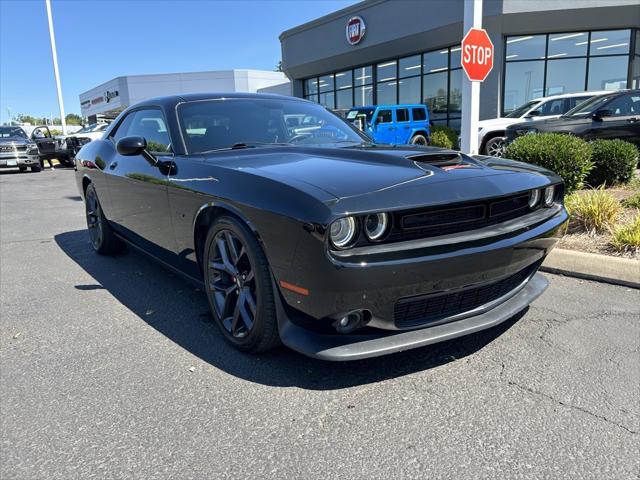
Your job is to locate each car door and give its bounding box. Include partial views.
[372,108,395,144]
[585,93,640,142]
[105,107,178,263]
[31,126,56,156]
[394,108,411,144]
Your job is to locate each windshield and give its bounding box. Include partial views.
[563,94,616,117]
[179,98,368,153]
[346,108,376,123]
[0,127,28,139]
[75,123,107,134]
[504,100,540,118]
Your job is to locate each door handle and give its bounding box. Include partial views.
[627,117,638,123]
[109,161,118,169]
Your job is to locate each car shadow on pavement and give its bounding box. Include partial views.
[55,229,525,391]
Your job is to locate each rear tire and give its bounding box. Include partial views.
[85,183,123,254]
[203,216,280,353]
[483,136,507,157]
[410,134,428,146]
[31,165,41,172]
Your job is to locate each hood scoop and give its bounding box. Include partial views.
[407,152,464,166]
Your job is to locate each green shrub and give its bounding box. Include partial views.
[611,215,640,253]
[622,192,640,209]
[586,139,638,187]
[429,130,454,149]
[504,133,592,193]
[565,187,621,234]
[430,125,458,149]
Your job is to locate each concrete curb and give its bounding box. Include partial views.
[542,248,640,289]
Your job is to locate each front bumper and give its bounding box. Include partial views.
[278,272,548,361]
[0,152,40,168]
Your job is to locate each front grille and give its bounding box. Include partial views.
[394,261,540,329]
[0,145,26,152]
[387,193,532,242]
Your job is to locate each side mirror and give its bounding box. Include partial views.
[593,109,612,120]
[526,110,541,118]
[116,136,157,165]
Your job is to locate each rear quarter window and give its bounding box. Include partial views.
[396,108,409,122]
[412,108,427,121]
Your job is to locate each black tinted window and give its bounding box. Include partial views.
[376,109,392,123]
[566,96,591,110]
[113,109,171,153]
[538,99,565,116]
[396,109,409,122]
[606,94,640,117]
[412,108,427,121]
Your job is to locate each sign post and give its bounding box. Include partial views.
[460,0,493,155]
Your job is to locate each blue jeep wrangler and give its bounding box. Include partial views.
[346,104,430,145]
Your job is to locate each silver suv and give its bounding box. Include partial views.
[0,126,41,172]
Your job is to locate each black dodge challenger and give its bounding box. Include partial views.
[75,93,568,361]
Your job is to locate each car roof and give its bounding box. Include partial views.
[531,90,629,102]
[351,104,426,109]
[134,92,307,108]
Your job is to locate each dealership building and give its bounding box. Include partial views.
[79,70,290,123]
[280,0,640,129]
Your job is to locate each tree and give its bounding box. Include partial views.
[65,113,83,125]
[275,60,283,72]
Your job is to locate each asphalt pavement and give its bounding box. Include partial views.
[1,167,638,479]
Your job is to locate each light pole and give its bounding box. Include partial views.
[45,0,67,135]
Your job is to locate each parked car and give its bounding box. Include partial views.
[0,126,42,172]
[505,90,640,145]
[346,104,430,145]
[479,91,608,156]
[63,122,110,161]
[27,125,58,166]
[76,93,567,361]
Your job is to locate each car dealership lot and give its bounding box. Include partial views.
[1,169,638,479]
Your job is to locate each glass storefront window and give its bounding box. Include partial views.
[590,30,631,56]
[423,49,448,73]
[548,32,588,57]
[377,60,397,82]
[335,71,352,90]
[504,60,544,112]
[399,55,421,78]
[354,85,373,106]
[399,76,421,104]
[449,69,462,116]
[377,81,397,105]
[450,46,462,69]
[505,34,546,60]
[423,72,448,120]
[305,78,318,95]
[631,56,640,89]
[318,74,334,93]
[319,91,335,109]
[336,89,353,110]
[354,66,373,86]
[587,56,629,90]
[545,58,587,95]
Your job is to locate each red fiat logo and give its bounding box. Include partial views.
[346,16,366,45]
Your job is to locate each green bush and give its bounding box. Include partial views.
[429,130,454,149]
[504,133,592,194]
[430,125,458,149]
[586,139,638,187]
[622,192,640,209]
[565,187,621,234]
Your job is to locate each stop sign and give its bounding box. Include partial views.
[461,28,494,82]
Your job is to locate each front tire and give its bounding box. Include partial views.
[410,134,428,146]
[483,136,507,157]
[203,216,280,353]
[31,165,41,172]
[85,183,123,254]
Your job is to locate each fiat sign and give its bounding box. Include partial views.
[346,16,365,45]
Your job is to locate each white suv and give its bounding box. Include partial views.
[479,91,609,156]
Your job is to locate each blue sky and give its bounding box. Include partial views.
[0,0,357,122]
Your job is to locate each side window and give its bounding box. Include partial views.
[412,108,427,121]
[113,109,172,153]
[396,108,409,122]
[538,99,565,116]
[376,109,393,123]
[605,94,639,117]
[566,96,590,111]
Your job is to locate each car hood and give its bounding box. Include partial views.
[210,145,554,202]
[0,137,31,146]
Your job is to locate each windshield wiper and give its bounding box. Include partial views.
[200,142,291,154]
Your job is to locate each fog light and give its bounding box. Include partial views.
[334,311,364,334]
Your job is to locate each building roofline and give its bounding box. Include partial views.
[279,0,379,40]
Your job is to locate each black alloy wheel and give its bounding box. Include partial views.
[204,216,279,352]
[484,136,507,157]
[84,183,123,254]
[411,134,428,146]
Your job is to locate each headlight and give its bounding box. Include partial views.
[516,128,537,136]
[364,213,389,241]
[528,189,541,208]
[27,144,39,153]
[543,185,555,206]
[329,216,357,249]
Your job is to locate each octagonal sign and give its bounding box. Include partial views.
[461,28,494,82]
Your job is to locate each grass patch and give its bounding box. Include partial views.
[611,215,640,253]
[565,187,621,234]
[622,191,640,209]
